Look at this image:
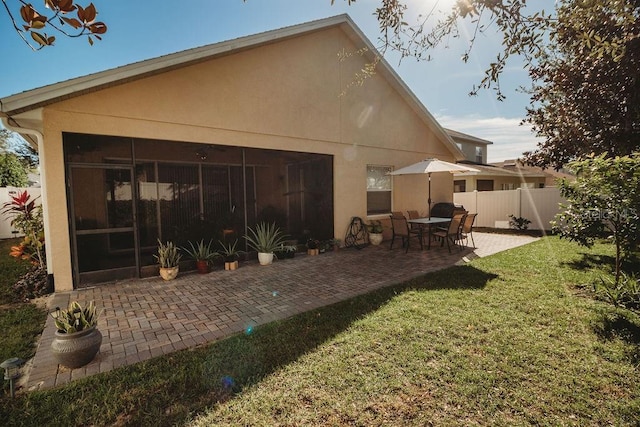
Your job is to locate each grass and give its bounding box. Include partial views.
[1,237,639,425]
[0,239,47,366]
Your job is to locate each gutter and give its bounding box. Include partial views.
[1,115,53,278]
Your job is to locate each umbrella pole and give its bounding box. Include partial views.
[428,172,431,219]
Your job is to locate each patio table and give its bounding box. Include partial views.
[407,217,451,249]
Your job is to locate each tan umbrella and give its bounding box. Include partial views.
[389,158,479,218]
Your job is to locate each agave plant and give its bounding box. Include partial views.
[154,239,182,268]
[182,239,219,262]
[51,300,101,334]
[244,222,287,254]
[218,239,245,262]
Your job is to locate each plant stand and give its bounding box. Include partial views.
[225,261,238,271]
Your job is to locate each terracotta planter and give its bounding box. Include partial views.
[257,252,274,265]
[369,233,383,246]
[224,260,238,271]
[196,260,210,274]
[159,266,179,280]
[51,326,102,369]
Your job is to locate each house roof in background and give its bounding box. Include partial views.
[454,163,546,178]
[445,128,493,146]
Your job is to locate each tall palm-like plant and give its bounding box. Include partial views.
[244,222,287,253]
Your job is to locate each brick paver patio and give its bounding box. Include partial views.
[21,232,538,392]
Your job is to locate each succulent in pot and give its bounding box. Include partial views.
[154,239,182,280]
[218,239,245,270]
[244,222,287,265]
[274,244,298,260]
[183,239,219,274]
[50,300,103,369]
[367,220,384,245]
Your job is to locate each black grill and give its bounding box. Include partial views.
[430,202,465,218]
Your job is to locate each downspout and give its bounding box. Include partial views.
[1,116,54,278]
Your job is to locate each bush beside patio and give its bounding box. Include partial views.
[1,236,639,426]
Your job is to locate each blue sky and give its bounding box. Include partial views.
[0,0,556,161]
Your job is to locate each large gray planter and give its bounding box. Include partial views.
[51,326,102,369]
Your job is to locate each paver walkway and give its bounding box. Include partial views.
[22,232,538,392]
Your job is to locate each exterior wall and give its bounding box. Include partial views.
[457,141,487,164]
[37,26,457,290]
[454,187,566,230]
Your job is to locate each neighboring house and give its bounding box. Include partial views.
[0,15,465,290]
[453,164,547,192]
[445,129,546,192]
[445,128,492,164]
[489,159,575,188]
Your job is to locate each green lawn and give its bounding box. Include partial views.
[1,236,639,426]
[0,239,46,366]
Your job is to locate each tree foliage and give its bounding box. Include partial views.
[524,1,640,169]
[552,153,640,284]
[0,128,35,185]
[1,0,106,50]
[0,152,28,187]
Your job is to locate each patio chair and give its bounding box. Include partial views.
[432,213,465,253]
[390,213,423,253]
[457,213,477,248]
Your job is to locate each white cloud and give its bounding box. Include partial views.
[435,114,544,163]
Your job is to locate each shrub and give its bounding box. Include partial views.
[508,214,531,230]
[12,265,51,302]
[594,272,640,312]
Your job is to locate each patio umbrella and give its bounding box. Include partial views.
[388,158,480,218]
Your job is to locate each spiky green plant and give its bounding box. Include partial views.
[182,239,219,262]
[218,239,245,262]
[154,239,182,268]
[244,222,287,254]
[51,300,101,333]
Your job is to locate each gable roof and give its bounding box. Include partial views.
[445,128,493,146]
[0,14,464,160]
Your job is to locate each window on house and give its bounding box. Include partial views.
[367,165,392,215]
[500,183,515,191]
[477,179,494,191]
[454,180,466,193]
[475,146,483,163]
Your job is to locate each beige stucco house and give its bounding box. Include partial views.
[1,15,465,291]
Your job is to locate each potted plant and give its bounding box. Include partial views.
[244,222,287,265]
[274,243,298,260]
[154,239,182,280]
[183,239,219,274]
[306,238,320,256]
[221,205,238,238]
[367,220,384,245]
[50,300,103,369]
[218,239,245,270]
[329,238,342,251]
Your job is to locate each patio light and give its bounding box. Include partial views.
[1,357,23,398]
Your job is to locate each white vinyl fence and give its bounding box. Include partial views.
[454,187,566,231]
[0,187,42,239]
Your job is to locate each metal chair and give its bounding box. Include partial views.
[390,213,423,253]
[432,213,465,253]
[457,213,477,248]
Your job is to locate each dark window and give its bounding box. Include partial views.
[454,180,466,193]
[477,180,494,191]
